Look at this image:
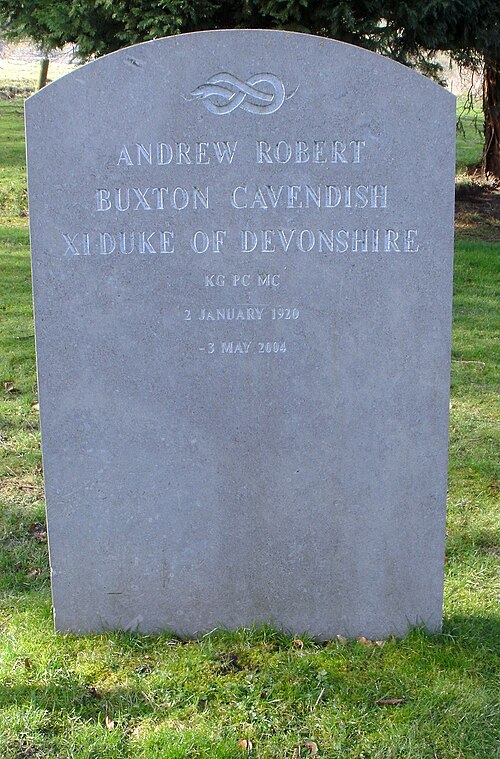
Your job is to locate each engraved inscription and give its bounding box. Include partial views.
[96,186,209,211]
[231,184,386,209]
[63,231,175,255]
[62,229,419,256]
[222,341,252,353]
[203,273,281,287]
[256,139,365,163]
[199,341,287,355]
[117,141,238,165]
[62,128,423,363]
[183,306,299,321]
[240,228,418,253]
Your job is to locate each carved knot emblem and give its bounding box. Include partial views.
[188,73,296,115]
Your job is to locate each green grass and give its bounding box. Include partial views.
[0,101,27,225]
[455,96,484,173]
[0,98,499,757]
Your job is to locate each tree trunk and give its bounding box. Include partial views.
[482,57,500,179]
[37,58,50,90]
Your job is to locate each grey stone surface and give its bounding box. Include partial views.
[25,30,455,638]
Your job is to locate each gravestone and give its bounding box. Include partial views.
[25,30,455,638]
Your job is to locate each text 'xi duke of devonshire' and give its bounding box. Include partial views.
[62,138,421,257]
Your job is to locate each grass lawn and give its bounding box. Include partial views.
[455,96,484,174]
[0,96,499,758]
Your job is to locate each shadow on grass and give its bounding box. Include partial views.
[441,613,500,650]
